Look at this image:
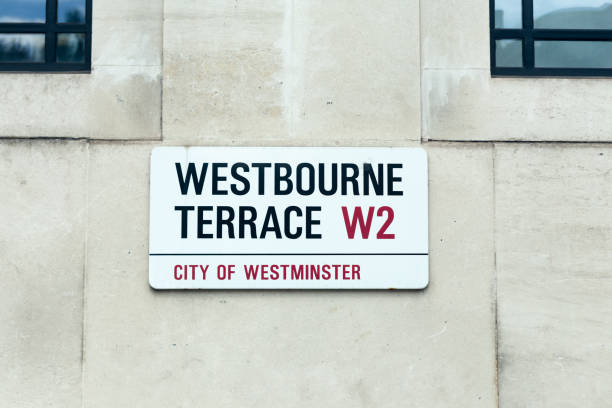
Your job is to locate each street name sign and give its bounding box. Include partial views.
[149,147,428,289]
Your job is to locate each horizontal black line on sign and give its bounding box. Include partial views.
[149,253,429,256]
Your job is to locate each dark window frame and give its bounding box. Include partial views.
[490,0,612,77]
[0,0,92,72]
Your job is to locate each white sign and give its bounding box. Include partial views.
[149,147,428,289]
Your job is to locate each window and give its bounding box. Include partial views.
[0,0,91,72]
[490,0,612,76]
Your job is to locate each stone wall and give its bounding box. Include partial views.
[1,1,610,407]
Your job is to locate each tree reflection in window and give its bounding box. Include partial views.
[58,0,86,24]
[0,34,45,63]
[492,0,612,75]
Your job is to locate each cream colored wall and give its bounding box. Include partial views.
[162,0,421,145]
[421,0,612,142]
[0,1,610,407]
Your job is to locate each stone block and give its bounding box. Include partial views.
[0,67,161,140]
[92,0,163,66]
[163,0,420,145]
[423,69,612,142]
[496,144,612,407]
[421,0,490,69]
[82,143,496,407]
[0,140,87,407]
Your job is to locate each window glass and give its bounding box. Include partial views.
[534,0,612,29]
[0,0,46,23]
[58,0,86,23]
[495,0,523,28]
[56,33,85,62]
[492,0,612,75]
[535,41,612,68]
[496,39,523,67]
[0,34,45,62]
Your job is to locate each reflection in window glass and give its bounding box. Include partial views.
[495,0,522,28]
[56,33,85,62]
[535,0,612,29]
[58,0,86,23]
[535,41,612,68]
[0,0,46,23]
[0,34,45,62]
[496,39,523,67]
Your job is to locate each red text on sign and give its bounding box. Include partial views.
[174,264,208,280]
[341,206,395,239]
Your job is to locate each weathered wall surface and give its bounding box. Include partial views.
[81,143,496,408]
[495,144,612,407]
[0,0,611,407]
[0,141,87,406]
[162,0,421,145]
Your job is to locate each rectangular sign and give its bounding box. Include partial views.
[149,147,428,289]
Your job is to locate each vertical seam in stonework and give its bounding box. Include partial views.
[160,0,165,142]
[418,0,424,143]
[81,142,90,408]
[492,144,500,408]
